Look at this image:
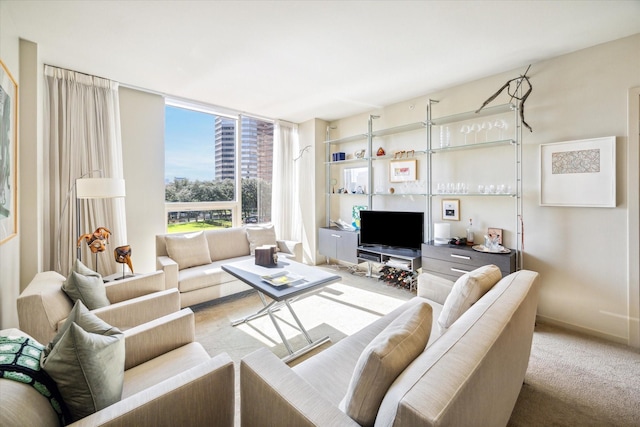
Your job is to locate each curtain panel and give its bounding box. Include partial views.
[271,122,303,252]
[44,65,126,276]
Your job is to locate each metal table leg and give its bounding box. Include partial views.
[231,291,330,362]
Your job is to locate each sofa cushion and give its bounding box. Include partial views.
[42,301,125,423]
[177,255,253,293]
[165,231,213,270]
[245,224,277,255]
[438,264,502,330]
[122,342,210,398]
[340,301,432,426]
[205,227,251,261]
[62,259,110,310]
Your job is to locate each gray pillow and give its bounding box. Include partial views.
[245,224,277,255]
[165,231,213,269]
[438,264,502,330]
[42,300,125,423]
[62,259,110,309]
[340,301,433,426]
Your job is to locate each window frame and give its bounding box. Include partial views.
[164,97,274,230]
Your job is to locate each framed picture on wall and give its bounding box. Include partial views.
[0,60,18,245]
[442,199,460,221]
[540,136,616,207]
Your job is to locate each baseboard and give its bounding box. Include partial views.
[536,314,628,345]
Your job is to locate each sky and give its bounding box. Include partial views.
[165,106,217,182]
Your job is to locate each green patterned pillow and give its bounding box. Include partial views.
[42,301,125,422]
[62,259,110,309]
[0,334,69,425]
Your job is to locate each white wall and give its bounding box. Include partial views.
[326,34,640,344]
[119,87,167,273]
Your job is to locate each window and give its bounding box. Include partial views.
[164,102,274,233]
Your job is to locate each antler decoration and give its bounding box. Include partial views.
[114,245,133,274]
[77,227,112,254]
[476,64,533,132]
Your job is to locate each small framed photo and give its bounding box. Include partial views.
[487,227,503,244]
[442,199,459,221]
[389,159,417,182]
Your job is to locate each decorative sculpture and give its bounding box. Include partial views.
[476,64,533,132]
[114,245,133,279]
[76,226,112,253]
[77,226,112,272]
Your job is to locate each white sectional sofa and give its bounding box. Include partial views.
[17,270,178,345]
[1,309,235,427]
[240,268,540,427]
[156,226,301,308]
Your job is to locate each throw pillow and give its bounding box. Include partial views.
[62,259,110,309]
[340,301,432,427]
[42,301,125,423]
[437,264,502,330]
[165,231,212,270]
[245,224,277,255]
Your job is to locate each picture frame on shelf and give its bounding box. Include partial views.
[442,199,460,221]
[389,159,417,182]
[0,60,18,245]
[539,136,616,207]
[487,227,503,244]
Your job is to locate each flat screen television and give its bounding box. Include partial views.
[359,210,424,250]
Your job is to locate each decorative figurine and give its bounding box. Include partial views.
[376,147,386,156]
[114,245,134,279]
[77,226,111,254]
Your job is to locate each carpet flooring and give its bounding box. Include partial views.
[192,265,640,426]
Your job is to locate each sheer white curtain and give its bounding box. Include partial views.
[44,65,126,276]
[271,121,303,247]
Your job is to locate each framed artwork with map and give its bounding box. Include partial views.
[1,60,18,244]
[540,136,616,207]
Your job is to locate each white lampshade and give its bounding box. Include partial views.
[76,178,125,199]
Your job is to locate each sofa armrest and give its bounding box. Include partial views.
[156,255,179,289]
[241,348,359,427]
[417,272,454,305]
[277,239,302,262]
[17,271,72,345]
[59,288,181,337]
[105,270,165,303]
[70,353,235,427]
[123,308,195,370]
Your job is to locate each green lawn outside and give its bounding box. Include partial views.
[167,221,231,233]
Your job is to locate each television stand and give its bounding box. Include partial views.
[357,245,422,279]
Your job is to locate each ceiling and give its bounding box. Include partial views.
[4,1,640,123]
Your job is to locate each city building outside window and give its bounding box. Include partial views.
[165,102,273,233]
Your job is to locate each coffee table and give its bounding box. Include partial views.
[222,258,341,362]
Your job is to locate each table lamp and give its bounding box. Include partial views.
[75,177,126,260]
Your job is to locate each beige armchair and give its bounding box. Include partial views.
[1,309,235,426]
[18,270,179,345]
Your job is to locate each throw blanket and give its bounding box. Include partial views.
[0,335,70,426]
